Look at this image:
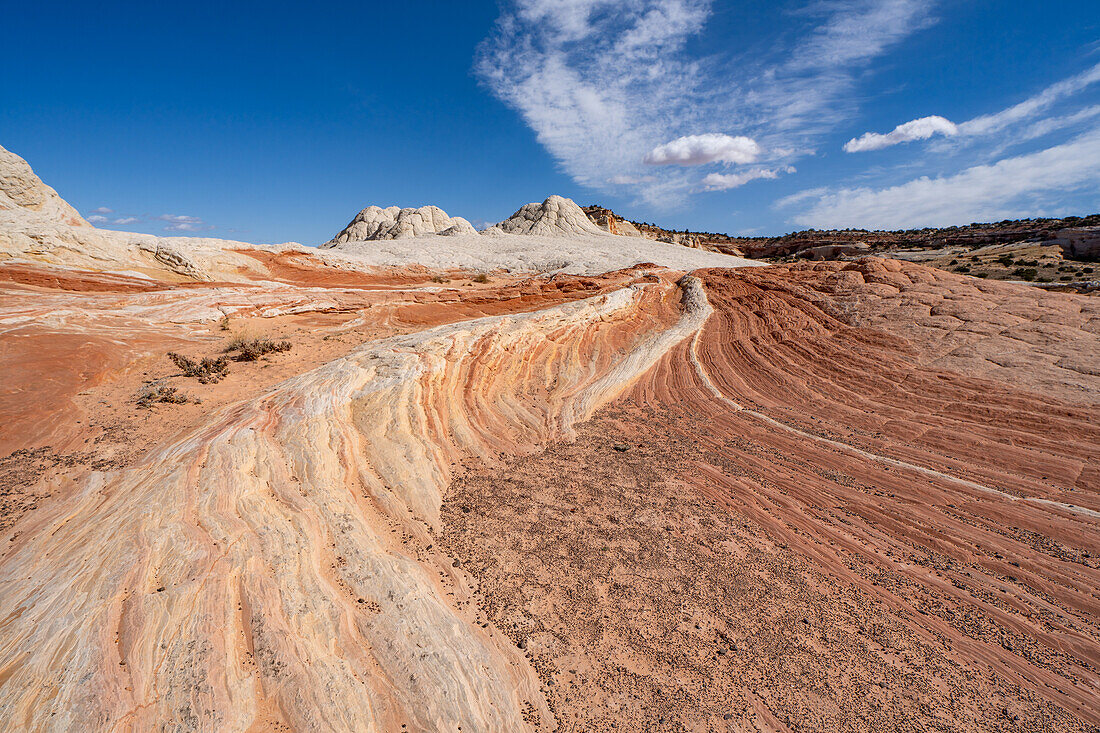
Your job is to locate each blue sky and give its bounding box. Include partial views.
[3,1,1099,243]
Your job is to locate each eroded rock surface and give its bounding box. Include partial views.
[485,195,606,237]
[324,204,478,246]
[0,144,88,227]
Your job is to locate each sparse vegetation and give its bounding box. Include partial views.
[430,274,449,284]
[473,273,490,284]
[167,352,230,383]
[218,314,231,331]
[136,381,191,408]
[1012,267,1038,281]
[223,336,292,362]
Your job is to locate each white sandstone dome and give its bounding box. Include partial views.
[323,204,477,245]
[484,195,606,237]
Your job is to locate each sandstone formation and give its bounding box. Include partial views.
[484,195,606,237]
[443,260,1100,731]
[2,146,1098,733]
[323,204,478,246]
[1051,226,1100,261]
[798,241,872,259]
[581,205,643,237]
[0,144,88,227]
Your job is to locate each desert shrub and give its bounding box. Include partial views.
[948,259,959,265]
[167,352,230,383]
[955,264,971,272]
[223,336,292,362]
[974,272,988,278]
[1060,275,1073,281]
[430,274,448,283]
[473,273,490,284]
[136,382,190,408]
[1013,267,1037,281]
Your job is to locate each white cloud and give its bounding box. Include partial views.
[112,216,139,225]
[644,134,760,166]
[844,115,957,152]
[157,214,212,233]
[87,214,109,223]
[477,0,933,204]
[702,166,795,190]
[90,206,113,214]
[782,127,1100,229]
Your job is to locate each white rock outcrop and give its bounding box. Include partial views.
[0,144,89,227]
[484,195,606,237]
[323,205,477,245]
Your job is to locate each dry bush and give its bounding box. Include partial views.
[136,382,191,408]
[167,352,230,383]
[473,273,490,284]
[223,336,292,362]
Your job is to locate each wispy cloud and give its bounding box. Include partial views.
[785,0,935,73]
[82,211,215,233]
[703,166,796,191]
[844,115,957,152]
[781,127,1100,229]
[157,214,213,233]
[958,61,1100,137]
[845,60,1100,154]
[477,0,935,205]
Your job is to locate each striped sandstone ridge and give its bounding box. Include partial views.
[0,271,708,731]
[441,259,1100,731]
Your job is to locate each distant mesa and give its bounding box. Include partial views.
[323,205,478,246]
[484,195,606,237]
